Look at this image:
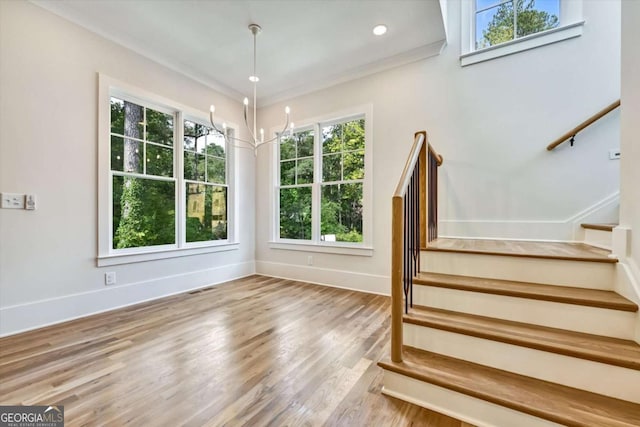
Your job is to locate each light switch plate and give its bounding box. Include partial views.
[25,194,36,210]
[1,193,25,209]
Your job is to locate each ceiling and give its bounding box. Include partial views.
[32,0,446,106]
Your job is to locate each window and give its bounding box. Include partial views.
[279,129,314,240]
[183,120,228,243]
[273,106,372,255]
[475,0,559,50]
[320,119,365,243]
[110,97,176,249]
[460,0,584,66]
[98,75,237,265]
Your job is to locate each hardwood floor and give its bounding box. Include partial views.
[0,275,463,427]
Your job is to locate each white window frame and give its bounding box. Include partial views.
[460,0,584,66]
[97,74,238,266]
[268,104,373,257]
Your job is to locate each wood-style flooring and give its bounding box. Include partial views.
[0,275,463,426]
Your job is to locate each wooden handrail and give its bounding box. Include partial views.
[391,131,442,363]
[428,144,444,166]
[393,133,426,198]
[546,100,620,151]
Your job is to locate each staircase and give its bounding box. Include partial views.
[379,238,640,427]
[581,222,617,250]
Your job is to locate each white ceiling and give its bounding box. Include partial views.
[32,0,446,105]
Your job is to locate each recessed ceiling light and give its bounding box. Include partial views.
[373,24,387,36]
[249,75,259,82]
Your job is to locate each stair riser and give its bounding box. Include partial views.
[584,228,613,250]
[412,285,636,340]
[404,324,640,403]
[421,251,615,290]
[381,371,562,427]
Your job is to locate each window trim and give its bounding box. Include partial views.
[460,0,584,66]
[97,74,239,266]
[269,104,373,255]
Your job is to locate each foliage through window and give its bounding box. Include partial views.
[110,97,175,249]
[475,0,559,50]
[109,96,229,251]
[183,120,228,243]
[277,116,366,244]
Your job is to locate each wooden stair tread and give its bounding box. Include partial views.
[424,238,617,263]
[405,306,640,370]
[582,223,618,232]
[414,272,638,312]
[378,346,640,427]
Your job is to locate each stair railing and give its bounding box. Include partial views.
[546,100,620,151]
[391,130,443,363]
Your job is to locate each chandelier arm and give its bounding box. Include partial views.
[243,106,258,144]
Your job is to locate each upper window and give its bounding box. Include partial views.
[99,75,236,265]
[475,0,559,50]
[461,0,584,66]
[274,106,372,252]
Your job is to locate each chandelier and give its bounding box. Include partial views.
[209,24,292,153]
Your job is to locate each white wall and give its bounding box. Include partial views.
[255,0,621,294]
[0,1,255,335]
[620,0,640,340]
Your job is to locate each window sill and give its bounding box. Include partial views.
[268,241,374,257]
[97,242,239,266]
[460,21,585,67]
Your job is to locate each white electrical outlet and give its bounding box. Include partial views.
[307,255,313,266]
[105,272,116,285]
[1,193,25,209]
[609,149,621,160]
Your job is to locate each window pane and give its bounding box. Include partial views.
[297,130,314,157]
[280,160,295,186]
[343,119,365,150]
[112,175,175,249]
[517,0,559,39]
[322,123,342,154]
[184,151,205,181]
[343,150,364,180]
[110,97,124,135]
[476,0,506,11]
[146,144,173,177]
[146,109,173,146]
[205,133,226,158]
[321,183,363,243]
[183,120,197,150]
[476,2,513,49]
[279,187,312,240]
[111,136,124,172]
[297,158,314,184]
[122,139,143,174]
[123,101,144,139]
[280,135,296,160]
[207,157,225,184]
[186,183,227,242]
[322,153,342,182]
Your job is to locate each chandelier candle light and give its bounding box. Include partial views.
[209,24,293,154]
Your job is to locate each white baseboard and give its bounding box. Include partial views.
[255,260,389,296]
[0,261,255,337]
[439,220,571,241]
[439,192,620,241]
